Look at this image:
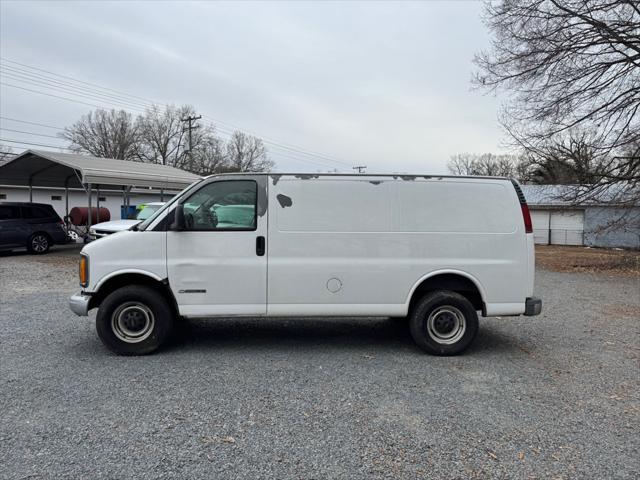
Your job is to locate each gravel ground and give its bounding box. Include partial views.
[0,245,638,479]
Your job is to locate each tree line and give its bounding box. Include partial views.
[449,130,637,187]
[456,0,639,205]
[60,105,274,175]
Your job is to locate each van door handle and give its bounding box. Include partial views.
[256,236,265,256]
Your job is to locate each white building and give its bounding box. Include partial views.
[0,150,199,223]
[0,184,174,221]
[522,184,640,249]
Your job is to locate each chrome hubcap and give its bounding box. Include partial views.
[427,306,466,344]
[111,302,155,343]
[32,235,48,252]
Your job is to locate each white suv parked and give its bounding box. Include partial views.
[70,174,541,356]
[88,202,165,240]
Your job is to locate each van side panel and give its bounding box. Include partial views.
[267,178,398,315]
[267,176,529,317]
[393,181,516,234]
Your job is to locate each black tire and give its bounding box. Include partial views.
[96,285,175,355]
[27,233,50,254]
[409,290,478,355]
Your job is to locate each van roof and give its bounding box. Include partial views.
[209,173,512,181]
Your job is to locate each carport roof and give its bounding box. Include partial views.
[0,150,200,190]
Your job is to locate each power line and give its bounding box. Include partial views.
[0,137,74,150]
[1,57,351,169]
[0,112,344,170]
[253,146,337,170]
[0,83,338,169]
[1,82,107,110]
[0,72,347,170]
[181,114,202,171]
[0,116,63,130]
[0,65,154,110]
[1,70,151,112]
[0,127,62,139]
[0,126,338,170]
[200,113,351,168]
[1,57,160,105]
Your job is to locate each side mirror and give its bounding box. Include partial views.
[170,204,186,231]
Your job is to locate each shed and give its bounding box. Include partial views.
[0,149,200,229]
[521,184,640,249]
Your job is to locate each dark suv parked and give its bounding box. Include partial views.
[0,202,69,254]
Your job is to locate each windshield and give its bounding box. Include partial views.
[136,204,162,221]
[137,179,205,231]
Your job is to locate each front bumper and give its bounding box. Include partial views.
[524,296,542,316]
[89,230,113,241]
[69,291,91,316]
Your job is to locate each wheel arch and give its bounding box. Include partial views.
[88,271,178,316]
[405,270,487,315]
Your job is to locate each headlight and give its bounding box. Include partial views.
[89,229,96,235]
[79,254,89,288]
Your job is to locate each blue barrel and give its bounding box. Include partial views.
[120,205,137,220]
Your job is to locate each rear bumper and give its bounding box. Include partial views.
[69,291,91,316]
[524,296,542,316]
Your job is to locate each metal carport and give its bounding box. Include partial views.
[0,149,200,231]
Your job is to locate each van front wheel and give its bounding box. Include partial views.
[96,285,174,355]
[409,291,478,355]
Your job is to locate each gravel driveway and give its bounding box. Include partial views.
[1,245,638,479]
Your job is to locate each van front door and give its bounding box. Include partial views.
[166,176,268,317]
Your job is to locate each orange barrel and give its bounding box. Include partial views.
[68,207,111,226]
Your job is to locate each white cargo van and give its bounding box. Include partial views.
[69,174,541,355]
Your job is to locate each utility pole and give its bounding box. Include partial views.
[352,165,367,173]
[181,114,202,172]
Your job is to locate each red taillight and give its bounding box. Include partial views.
[521,203,533,234]
[511,180,533,234]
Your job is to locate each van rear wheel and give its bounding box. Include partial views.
[409,291,478,355]
[96,285,174,355]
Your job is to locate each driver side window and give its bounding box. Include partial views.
[182,180,257,231]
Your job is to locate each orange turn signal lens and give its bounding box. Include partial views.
[79,255,88,288]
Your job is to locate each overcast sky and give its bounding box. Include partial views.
[0,1,508,173]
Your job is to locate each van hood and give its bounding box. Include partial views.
[91,219,140,232]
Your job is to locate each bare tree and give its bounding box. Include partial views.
[226,131,273,172]
[475,0,640,201]
[190,129,229,176]
[61,109,138,160]
[0,144,15,164]
[447,154,476,176]
[134,104,234,174]
[61,108,276,175]
[448,153,527,178]
[527,130,608,185]
[136,104,190,168]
